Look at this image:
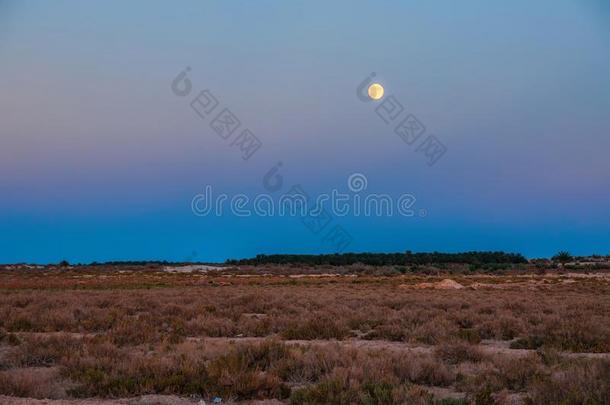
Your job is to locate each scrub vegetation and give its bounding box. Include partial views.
[0,264,608,404]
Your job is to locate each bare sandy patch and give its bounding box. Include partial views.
[163,265,224,273]
[401,279,465,290]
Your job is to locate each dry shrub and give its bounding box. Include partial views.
[460,355,545,399]
[456,328,481,344]
[543,317,610,353]
[2,277,608,354]
[63,339,291,400]
[238,316,274,337]
[63,349,209,397]
[492,356,544,391]
[511,316,610,353]
[290,370,435,405]
[0,367,65,398]
[435,342,484,365]
[413,317,457,345]
[108,317,157,346]
[364,323,406,341]
[527,360,610,405]
[497,316,523,340]
[0,328,21,349]
[281,316,349,340]
[392,353,456,387]
[395,385,437,405]
[0,272,608,402]
[107,314,189,346]
[510,335,544,350]
[290,371,361,404]
[207,353,288,401]
[188,314,237,337]
[8,334,81,367]
[276,344,343,383]
[7,317,35,332]
[289,367,398,405]
[206,340,291,399]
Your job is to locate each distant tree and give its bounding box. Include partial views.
[58,260,70,267]
[226,251,528,267]
[552,251,573,264]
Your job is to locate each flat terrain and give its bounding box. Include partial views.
[0,265,609,404]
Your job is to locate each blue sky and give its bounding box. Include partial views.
[1,1,609,263]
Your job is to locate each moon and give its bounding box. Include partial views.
[367,83,384,100]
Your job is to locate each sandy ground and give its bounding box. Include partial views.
[163,265,225,273]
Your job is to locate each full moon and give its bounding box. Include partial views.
[368,83,384,100]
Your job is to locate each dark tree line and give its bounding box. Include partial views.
[226,251,528,266]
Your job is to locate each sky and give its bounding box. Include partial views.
[1,0,610,263]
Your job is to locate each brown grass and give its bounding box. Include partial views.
[0,266,609,403]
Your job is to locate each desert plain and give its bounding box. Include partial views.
[0,264,608,405]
